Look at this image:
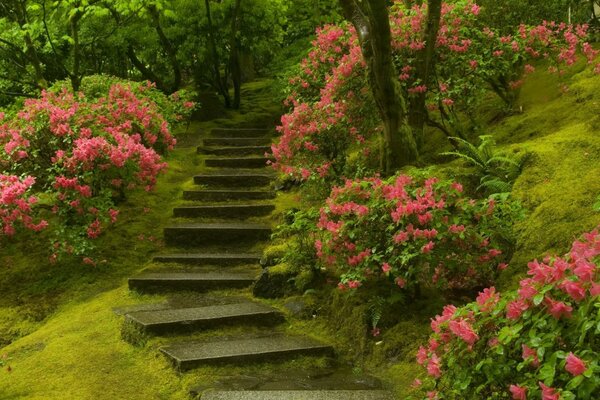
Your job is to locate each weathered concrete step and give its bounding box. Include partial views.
[183,190,275,202]
[205,157,271,169]
[129,271,256,292]
[203,137,271,147]
[211,128,271,137]
[125,302,283,334]
[153,253,261,266]
[161,336,334,371]
[198,145,271,157]
[201,391,394,400]
[173,204,275,218]
[193,172,273,187]
[164,223,271,246]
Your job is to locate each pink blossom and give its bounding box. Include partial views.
[522,345,540,367]
[426,353,442,378]
[381,263,392,273]
[539,382,559,400]
[509,385,527,400]
[565,352,586,376]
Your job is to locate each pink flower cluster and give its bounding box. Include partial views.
[316,175,510,291]
[416,227,600,399]
[0,175,47,236]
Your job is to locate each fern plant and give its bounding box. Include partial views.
[441,135,526,195]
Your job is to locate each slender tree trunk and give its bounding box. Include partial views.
[408,0,442,150]
[147,4,181,93]
[69,12,82,91]
[339,0,418,173]
[204,0,231,107]
[229,0,242,109]
[14,2,47,89]
[127,45,169,92]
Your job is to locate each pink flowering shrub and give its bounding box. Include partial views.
[415,227,600,399]
[0,78,195,261]
[315,175,520,292]
[272,24,378,184]
[0,175,47,236]
[272,0,599,185]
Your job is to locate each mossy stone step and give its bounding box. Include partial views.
[193,172,273,187]
[211,128,271,137]
[203,138,271,147]
[128,271,256,293]
[160,335,334,371]
[205,157,271,169]
[201,391,394,400]
[183,190,275,202]
[125,302,284,334]
[164,223,271,246]
[173,204,275,218]
[153,253,261,266]
[198,145,271,157]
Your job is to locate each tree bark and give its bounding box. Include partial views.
[69,10,83,91]
[339,0,418,173]
[127,45,169,92]
[13,1,48,89]
[229,0,242,109]
[147,4,181,93]
[204,0,231,107]
[408,0,442,150]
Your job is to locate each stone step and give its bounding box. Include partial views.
[161,336,334,371]
[205,157,271,169]
[193,172,273,187]
[198,145,271,157]
[153,253,261,266]
[128,271,256,293]
[183,190,275,202]
[204,138,271,147]
[200,391,394,400]
[125,302,284,334]
[211,128,271,137]
[164,223,271,246]
[173,204,275,218]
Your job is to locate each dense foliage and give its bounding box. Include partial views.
[0,76,194,262]
[415,227,600,399]
[272,0,599,185]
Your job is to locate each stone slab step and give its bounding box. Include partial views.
[153,253,261,266]
[205,157,271,169]
[204,138,271,147]
[198,146,271,157]
[161,336,334,371]
[201,391,394,400]
[183,190,275,202]
[129,271,256,292]
[193,173,273,187]
[211,128,271,137]
[173,204,275,218]
[164,223,271,246]
[125,302,284,334]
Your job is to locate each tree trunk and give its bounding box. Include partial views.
[148,4,181,93]
[229,0,242,109]
[408,0,442,150]
[127,45,169,92]
[14,2,47,89]
[339,0,418,174]
[69,11,82,91]
[205,0,231,107]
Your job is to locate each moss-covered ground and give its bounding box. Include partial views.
[2,63,600,398]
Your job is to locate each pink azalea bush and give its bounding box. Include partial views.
[272,0,599,185]
[315,174,521,292]
[0,78,195,262]
[414,227,600,399]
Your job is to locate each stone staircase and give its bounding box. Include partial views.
[122,125,393,399]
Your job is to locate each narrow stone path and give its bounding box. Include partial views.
[123,123,393,399]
